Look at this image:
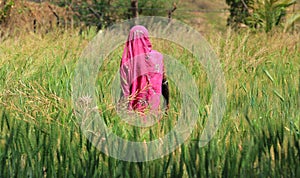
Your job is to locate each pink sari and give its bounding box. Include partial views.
[120,25,164,113]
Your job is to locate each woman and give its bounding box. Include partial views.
[119,25,169,115]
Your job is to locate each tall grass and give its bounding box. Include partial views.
[0,29,299,177]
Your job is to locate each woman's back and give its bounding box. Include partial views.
[120,26,165,113]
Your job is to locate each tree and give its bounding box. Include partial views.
[51,0,175,30]
[0,0,14,24]
[226,0,251,28]
[226,0,297,32]
[131,0,138,18]
[247,0,296,32]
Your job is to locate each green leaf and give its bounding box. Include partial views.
[284,13,300,32]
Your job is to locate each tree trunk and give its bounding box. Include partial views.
[131,0,138,18]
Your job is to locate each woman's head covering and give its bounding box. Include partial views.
[120,25,164,113]
[121,25,152,64]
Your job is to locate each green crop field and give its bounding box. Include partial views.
[0,27,299,177]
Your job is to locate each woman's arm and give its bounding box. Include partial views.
[162,71,169,110]
[120,64,130,98]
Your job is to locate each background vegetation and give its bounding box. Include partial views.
[226,0,300,32]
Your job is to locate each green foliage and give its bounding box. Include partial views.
[226,0,297,32]
[247,0,296,32]
[52,0,175,29]
[0,0,14,24]
[136,0,176,16]
[226,0,251,28]
[284,12,300,31]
